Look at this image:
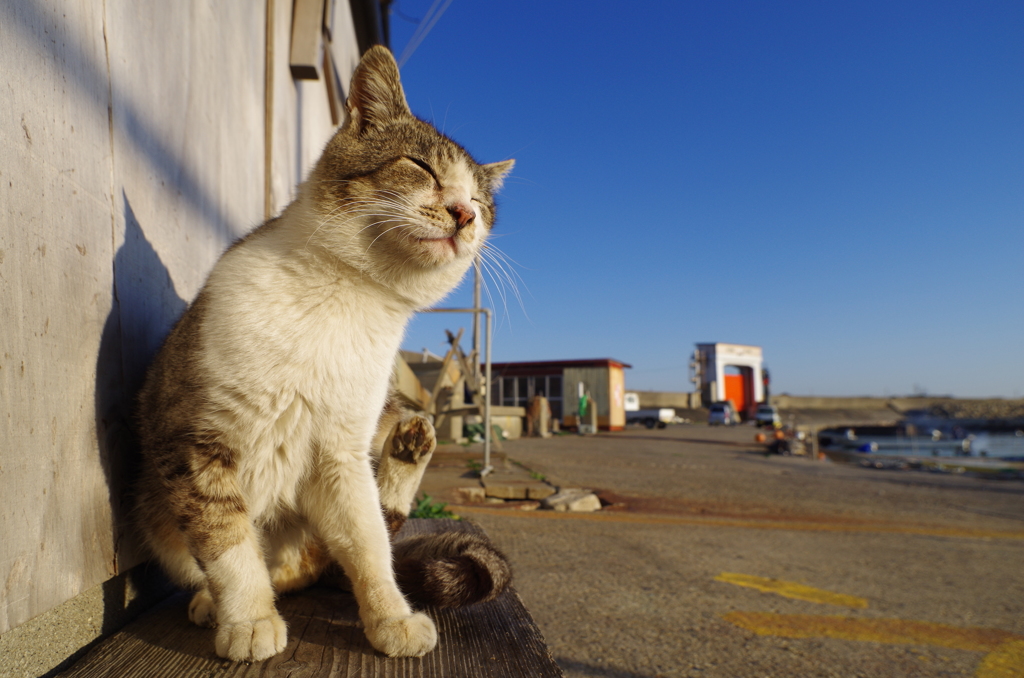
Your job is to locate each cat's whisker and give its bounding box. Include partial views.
[314,183,421,213]
[355,216,411,237]
[491,261,530,315]
[480,248,529,319]
[478,266,499,320]
[372,190,420,207]
[479,258,527,335]
[483,242,532,280]
[365,223,413,252]
[480,259,522,335]
[476,264,510,335]
[306,208,376,249]
[320,206,366,228]
[306,210,353,249]
[339,191,413,207]
[365,195,418,211]
[477,256,513,329]
[314,199,402,225]
[348,201,417,223]
[313,181,416,205]
[483,246,532,303]
[307,201,406,248]
[348,188,420,208]
[345,201,408,217]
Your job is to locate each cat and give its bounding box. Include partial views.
[134,45,513,662]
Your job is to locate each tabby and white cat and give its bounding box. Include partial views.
[135,46,513,662]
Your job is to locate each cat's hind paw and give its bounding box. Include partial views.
[188,589,217,628]
[364,612,437,657]
[389,415,436,465]
[214,613,288,662]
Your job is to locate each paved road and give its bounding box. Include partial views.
[457,425,1024,678]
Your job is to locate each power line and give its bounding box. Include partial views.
[397,0,454,67]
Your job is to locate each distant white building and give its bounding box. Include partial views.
[693,343,765,417]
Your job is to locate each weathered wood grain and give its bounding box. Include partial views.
[1,0,120,634]
[1,0,361,647]
[57,520,564,678]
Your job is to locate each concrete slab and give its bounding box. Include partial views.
[482,479,532,500]
[542,489,602,512]
[420,444,557,508]
[456,486,486,503]
[482,478,556,501]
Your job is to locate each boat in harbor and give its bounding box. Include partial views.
[817,416,1024,477]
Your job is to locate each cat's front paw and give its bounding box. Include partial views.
[389,415,436,465]
[214,613,288,662]
[364,612,437,657]
[188,589,217,627]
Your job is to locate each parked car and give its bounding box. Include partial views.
[708,402,739,426]
[755,405,781,428]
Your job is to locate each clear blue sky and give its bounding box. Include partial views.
[389,1,1023,398]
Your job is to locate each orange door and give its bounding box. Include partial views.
[724,374,747,414]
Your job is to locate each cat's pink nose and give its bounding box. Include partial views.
[448,203,475,230]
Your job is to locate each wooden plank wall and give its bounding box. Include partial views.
[0,0,361,637]
[1,1,118,635]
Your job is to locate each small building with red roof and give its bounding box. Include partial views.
[488,358,632,431]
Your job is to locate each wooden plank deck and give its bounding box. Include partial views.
[57,520,563,678]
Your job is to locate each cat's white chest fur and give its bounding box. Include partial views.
[199,233,411,519]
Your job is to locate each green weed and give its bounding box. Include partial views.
[409,494,459,520]
[512,459,547,482]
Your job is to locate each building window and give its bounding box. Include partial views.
[547,375,563,420]
[501,377,516,406]
[489,373,564,419]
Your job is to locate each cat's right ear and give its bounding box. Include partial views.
[346,46,411,132]
[481,159,515,191]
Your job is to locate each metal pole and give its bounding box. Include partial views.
[483,307,492,476]
[472,258,481,379]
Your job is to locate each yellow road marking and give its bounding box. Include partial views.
[976,640,1024,678]
[715,573,868,608]
[456,505,1024,541]
[724,612,1024,677]
[724,611,1021,651]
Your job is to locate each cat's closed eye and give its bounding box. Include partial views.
[405,157,439,183]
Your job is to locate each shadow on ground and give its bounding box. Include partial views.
[556,657,662,678]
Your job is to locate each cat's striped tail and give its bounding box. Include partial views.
[392,531,512,608]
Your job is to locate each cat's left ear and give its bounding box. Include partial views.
[481,160,515,191]
[346,46,411,131]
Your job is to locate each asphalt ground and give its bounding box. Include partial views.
[433,425,1024,678]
